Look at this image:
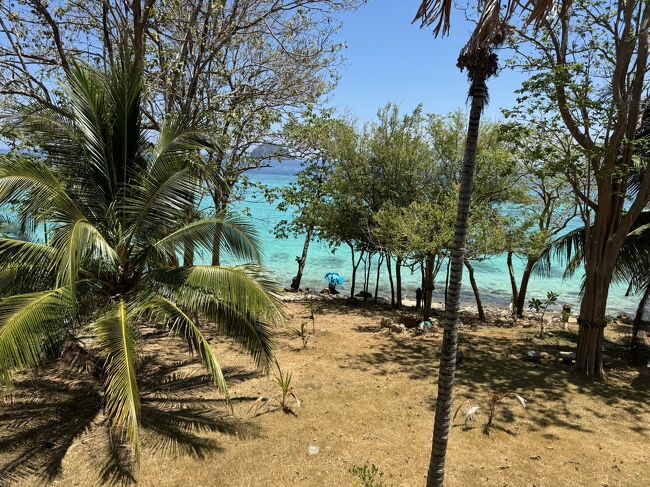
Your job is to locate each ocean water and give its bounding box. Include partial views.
[225,160,638,316]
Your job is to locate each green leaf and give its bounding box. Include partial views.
[152,265,283,368]
[0,288,70,381]
[152,214,262,264]
[91,300,141,456]
[135,295,230,399]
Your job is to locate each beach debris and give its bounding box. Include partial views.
[523,350,548,362]
[308,445,320,456]
[559,351,576,364]
[390,323,406,333]
[380,317,392,329]
[398,315,420,328]
[418,321,434,331]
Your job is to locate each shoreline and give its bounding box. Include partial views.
[278,290,637,322]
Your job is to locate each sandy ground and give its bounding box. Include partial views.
[1,299,649,487]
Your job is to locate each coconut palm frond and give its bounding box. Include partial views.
[65,63,117,202]
[0,288,70,381]
[536,211,650,285]
[152,265,283,368]
[135,295,229,398]
[51,219,118,296]
[612,218,650,290]
[414,1,558,45]
[153,113,211,161]
[152,215,262,264]
[91,300,141,456]
[0,237,56,269]
[535,225,585,278]
[126,164,197,239]
[0,266,53,296]
[413,0,454,36]
[0,155,85,223]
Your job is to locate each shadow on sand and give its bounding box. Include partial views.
[0,357,261,486]
[330,300,650,437]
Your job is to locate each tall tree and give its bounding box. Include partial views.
[502,124,577,316]
[414,1,556,485]
[508,0,650,375]
[272,113,356,290]
[374,199,455,318]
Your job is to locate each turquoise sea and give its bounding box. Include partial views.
[225,160,639,317]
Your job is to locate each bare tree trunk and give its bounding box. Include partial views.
[183,194,196,266]
[423,253,435,320]
[632,281,650,338]
[515,259,535,317]
[366,253,373,298]
[386,254,395,307]
[212,227,222,266]
[183,241,194,266]
[133,0,145,67]
[576,222,623,376]
[507,251,518,310]
[291,225,314,290]
[427,77,487,487]
[396,257,403,308]
[374,254,384,302]
[211,191,229,266]
[349,245,363,299]
[464,259,485,322]
[625,280,634,297]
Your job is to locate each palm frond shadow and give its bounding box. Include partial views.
[0,362,262,486]
[0,377,100,487]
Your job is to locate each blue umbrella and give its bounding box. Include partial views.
[325,272,345,286]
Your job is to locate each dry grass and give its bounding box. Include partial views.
[1,300,649,486]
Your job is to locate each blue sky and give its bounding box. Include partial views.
[329,1,526,123]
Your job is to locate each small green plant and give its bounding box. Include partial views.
[529,291,558,338]
[293,321,311,348]
[249,361,301,417]
[349,463,389,487]
[453,392,527,435]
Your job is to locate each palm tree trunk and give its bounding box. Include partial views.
[444,258,450,308]
[427,78,487,487]
[464,259,485,322]
[291,225,314,290]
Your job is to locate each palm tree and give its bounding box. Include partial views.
[0,54,283,461]
[414,1,556,485]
